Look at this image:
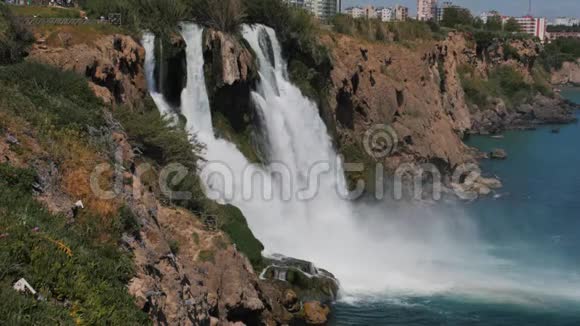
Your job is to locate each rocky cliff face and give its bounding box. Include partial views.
[552,60,580,85]
[323,32,476,175]
[203,29,258,132]
[123,177,277,325]
[28,32,147,107]
[470,37,577,134]
[321,32,577,180]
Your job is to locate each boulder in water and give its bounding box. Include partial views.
[477,177,503,189]
[260,254,339,303]
[490,148,508,160]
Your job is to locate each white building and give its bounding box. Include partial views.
[285,0,308,7]
[283,0,341,20]
[377,7,395,22]
[395,5,409,21]
[480,10,501,24]
[417,0,437,21]
[505,16,547,42]
[344,6,365,19]
[551,17,580,26]
[362,5,378,19]
[344,4,408,22]
[311,0,342,20]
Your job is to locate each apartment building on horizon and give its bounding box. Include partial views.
[417,0,437,21]
[395,5,409,21]
[503,15,547,42]
[283,0,341,20]
[344,4,408,22]
[550,17,580,26]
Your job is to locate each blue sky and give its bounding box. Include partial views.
[342,0,580,18]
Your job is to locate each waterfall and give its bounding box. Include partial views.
[147,24,567,301]
[242,25,350,201]
[142,32,176,121]
[166,23,493,296]
[178,23,273,214]
[180,24,213,136]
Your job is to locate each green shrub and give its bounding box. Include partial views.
[192,232,200,245]
[169,239,180,255]
[197,201,264,268]
[460,65,534,110]
[78,0,187,34]
[217,204,264,268]
[113,99,203,173]
[118,205,142,238]
[532,66,554,97]
[0,3,34,65]
[0,163,149,325]
[503,44,521,61]
[489,65,531,102]
[539,37,580,71]
[441,6,473,29]
[0,284,73,325]
[0,63,104,130]
[198,249,215,263]
[190,0,245,33]
[212,111,260,163]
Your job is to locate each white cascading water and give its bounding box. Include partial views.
[178,23,275,219]
[145,24,580,303]
[142,32,176,121]
[239,24,494,297]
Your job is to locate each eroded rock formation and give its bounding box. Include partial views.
[28,33,147,107]
[323,32,476,174]
[552,60,580,85]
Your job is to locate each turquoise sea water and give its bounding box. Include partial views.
[331,89,580,325]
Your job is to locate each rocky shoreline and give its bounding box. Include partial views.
[470,94,579,136]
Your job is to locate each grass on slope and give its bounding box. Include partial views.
[0,63,149,325]
[33,24,128,47]
[0,3,33,65]
[7,5,81,18]
[459,64,552,110]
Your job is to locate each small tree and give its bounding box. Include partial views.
[504,18,521,33]
[191,0,246,33]
[441,7,473,28]
[472,17,484,29]
[485,15,503,31]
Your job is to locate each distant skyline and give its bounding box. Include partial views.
[342,0,580,18]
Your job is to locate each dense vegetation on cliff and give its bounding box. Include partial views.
[540,38,580,70]
[0,4,33,64]
[459,64,551,110]
[0,63,150,324]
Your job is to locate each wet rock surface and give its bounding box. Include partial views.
[260,254,340,303]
